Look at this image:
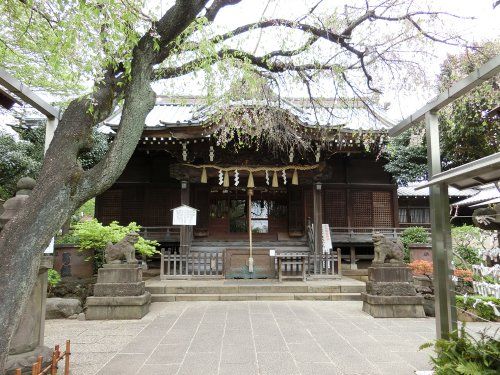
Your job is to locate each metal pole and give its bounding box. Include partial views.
[425,111,457,339]
[247,188,254,273]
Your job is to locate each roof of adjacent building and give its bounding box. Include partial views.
[103,96,396,132]
[452,184,500,207]
[397,181,477,198]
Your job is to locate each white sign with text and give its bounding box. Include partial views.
[322,224,332,253]
[172,205,197,226]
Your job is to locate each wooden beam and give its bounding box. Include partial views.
[389,55,500,137]
[0,68,59,119]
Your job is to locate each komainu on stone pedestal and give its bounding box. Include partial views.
[105,232,139,264]
[86,234,150,320]
[362,233,425,318]
[372,232,404,264]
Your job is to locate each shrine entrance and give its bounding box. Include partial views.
[208,187,288,240]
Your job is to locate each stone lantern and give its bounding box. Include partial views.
[1,178,54,372]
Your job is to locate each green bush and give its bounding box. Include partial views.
[456,295,500,322]
[47,269,61,287]
[400,227,429,263]
[421,326,500,374]
[451,225,482,268]
[70,219,159,269]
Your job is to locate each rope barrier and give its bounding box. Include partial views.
[183,163,319,172]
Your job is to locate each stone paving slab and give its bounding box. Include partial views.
[43,301,499,375]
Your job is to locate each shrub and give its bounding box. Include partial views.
[421,326,500,374]
[70,219,159,269]
[454,269,473,283]
[47,269,61,287]
[409,259,433,276]
[456,295,500,322]
[400,227,429,262]
[452,225,482,268]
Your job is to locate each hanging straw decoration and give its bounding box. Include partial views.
[247,171,255,188]
[272,171,278,188]
[234,170,239,186]
[185,164,319,188]
[201,167,207,183]
[292,169,298,185]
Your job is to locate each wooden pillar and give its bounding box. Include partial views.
[179,180,190,254]
[313,182,323,255]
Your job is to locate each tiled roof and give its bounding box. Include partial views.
[452,184,500,207]
[397,181,477,198]
[104,96,396,132]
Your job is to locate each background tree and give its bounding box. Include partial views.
[385,41,500,183]
[0,0,476,370]
[0,122,109,200]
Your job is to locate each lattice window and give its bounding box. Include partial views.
[373,191,394,227]
[351,190,373,227]
[96,190,122,225]
[323,189,347,227]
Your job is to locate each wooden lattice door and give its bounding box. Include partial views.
[351,190,373,227]
[373,191,394,227]
[323,189,347,228]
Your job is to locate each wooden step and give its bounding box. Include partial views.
[151,293,361,302]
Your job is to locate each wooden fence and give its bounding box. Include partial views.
[161,249,342,279]
[161,250,224,279]
[15,340,70,375]
[308,249,342,278]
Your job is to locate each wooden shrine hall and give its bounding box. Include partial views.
[95,96,401,279]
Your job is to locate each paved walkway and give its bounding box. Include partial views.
[44,301,498,375]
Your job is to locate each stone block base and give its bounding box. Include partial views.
[86,292,151,320]
[361,293,425,318]
[93,281,145,296]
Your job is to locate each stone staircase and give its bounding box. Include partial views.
[145,278,365,302]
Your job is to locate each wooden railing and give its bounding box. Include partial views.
[140,226,180,242]
[329,227,431,243]
[308,249,342,278]
[161,249,224,279]
[15,340,70,375]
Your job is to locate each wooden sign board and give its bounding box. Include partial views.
[322,224,332,253]
[172,205,197,226]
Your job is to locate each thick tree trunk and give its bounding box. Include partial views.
[0,2,216,371]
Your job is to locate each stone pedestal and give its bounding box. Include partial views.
[86,263,150,320]
[6,256,53,373]
[362,263,425,318]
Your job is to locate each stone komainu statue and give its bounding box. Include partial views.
[105,232,139,264]
[372,232,404,263]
